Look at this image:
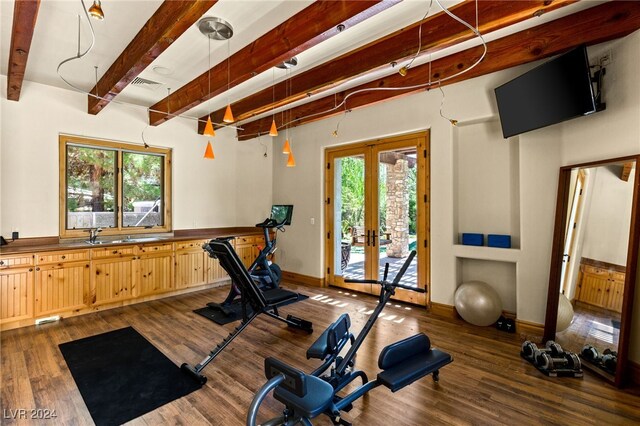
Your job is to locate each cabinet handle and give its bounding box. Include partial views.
[36,267,40,271]
[0,260,4,265]
[61,255,66,259]
[113,250,118,254]
[29,268,33,272]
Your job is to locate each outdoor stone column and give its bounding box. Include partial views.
[385,158,409,258]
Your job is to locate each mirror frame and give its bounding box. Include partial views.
[544,154,640,387]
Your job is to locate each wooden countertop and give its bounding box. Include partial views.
[0,227,266,255]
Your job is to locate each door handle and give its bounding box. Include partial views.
[366,230,371,246]
[372,230,377,247]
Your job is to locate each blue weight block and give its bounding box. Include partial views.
[488,234,511,248]
[461,233,483,246]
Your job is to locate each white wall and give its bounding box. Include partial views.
[267,31,640,355]
[0,76,271,237]
[581,167,635,266]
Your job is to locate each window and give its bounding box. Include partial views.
[59,135,172,238]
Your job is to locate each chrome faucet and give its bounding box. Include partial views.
[87,227,102,243]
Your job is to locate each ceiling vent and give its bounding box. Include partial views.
[130,76,164,91]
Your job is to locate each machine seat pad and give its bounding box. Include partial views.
[263,288,299,306]
[377,349,452,392]
[274,374,335,419]
[307,314,351,360]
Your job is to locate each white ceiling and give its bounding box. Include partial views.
[1,0,610,126]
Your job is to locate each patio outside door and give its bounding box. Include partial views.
[325,132,429,305]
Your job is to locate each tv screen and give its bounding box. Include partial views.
[270,205,293,225]
[494,45,597,138]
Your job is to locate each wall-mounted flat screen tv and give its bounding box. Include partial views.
[495,45,599,139]
[271,205,293,226]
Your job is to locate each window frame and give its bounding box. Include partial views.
[59,135,172,239]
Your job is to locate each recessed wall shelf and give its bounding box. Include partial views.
[453,244,521,263]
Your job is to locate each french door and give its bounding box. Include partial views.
[325,132,429,305]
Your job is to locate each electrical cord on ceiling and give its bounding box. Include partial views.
[398,0,433,76]
[56,0,243,131]
[244,0,486,139]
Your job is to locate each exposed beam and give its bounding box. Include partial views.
[87,0,218,115]
[199,0,576,133]
[621,162,634,182]
[149,0,400,126]
[6,0,40,101]
[238,1,640,141]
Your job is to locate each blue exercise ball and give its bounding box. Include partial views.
[454,281,503,326]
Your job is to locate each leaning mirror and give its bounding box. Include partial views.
[544,155,640,387]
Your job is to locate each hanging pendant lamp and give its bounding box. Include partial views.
[286,151,296,167]
[223,104,234,123]
[269,119,278,137]
[282,139,291,154]
[203,116,215,137]
[88,0,104,20]
[204,141,215,159]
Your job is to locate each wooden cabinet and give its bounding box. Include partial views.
[91,252,136,305]
[0,267,34,324]
[137,253,174,296]
[205,255,228,283]
[576,264,625,313]
[175,240,207,289]
[35,262,90,316]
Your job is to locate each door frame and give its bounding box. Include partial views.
[324,131,430,305]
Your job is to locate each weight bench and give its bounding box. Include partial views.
[181,238,313,384]
[248,333,452,425]
[306,314,354,376]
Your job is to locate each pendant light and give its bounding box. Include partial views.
[204,141,215,159]
[88,0,104,20]
[286,151,296,167]
[223,40,234,123]
[282,139,291,154]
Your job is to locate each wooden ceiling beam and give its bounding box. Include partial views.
[148,0,399,126]
[238,1,640,141]
[6,0,41,101]
[199,0,577,133]
[87,0,218,115]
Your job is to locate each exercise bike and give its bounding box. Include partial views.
[247,251,453,426]
[206,205,292,317]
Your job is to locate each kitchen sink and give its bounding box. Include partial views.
[85,237,163,245]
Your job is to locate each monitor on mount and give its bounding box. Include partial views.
[271,205,294,226]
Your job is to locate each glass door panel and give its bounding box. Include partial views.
[327,149,373,294]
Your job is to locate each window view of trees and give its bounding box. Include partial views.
[122,152,163,227]
[64,143,166,230]
[66,146,117,228]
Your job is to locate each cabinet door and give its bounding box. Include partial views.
[606,277,625,313]
[0,267,34,323]
[579,272,608,307]
[91,257,136,305]
[205,255,228,283]
[35,262,89,316]
[235,244,257,268]
[138,254,174,296]
[175,251,205,289]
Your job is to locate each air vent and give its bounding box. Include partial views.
[130,76,164,91]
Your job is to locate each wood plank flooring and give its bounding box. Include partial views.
[2,282,640,425]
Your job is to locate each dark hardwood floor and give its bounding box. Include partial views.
[2,282,640,425]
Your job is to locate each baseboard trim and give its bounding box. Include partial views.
[429,302,458,319]
[516,319,544,340]
[281,271,325,287]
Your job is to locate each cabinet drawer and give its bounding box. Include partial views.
[91,246,136,258]
[138,243,173,254]
[175,240,207,251]
[37,250,90,265]
[235,236,255,245]
[0,254,34,269]
[611,272,625,282]
[583,265,608,276]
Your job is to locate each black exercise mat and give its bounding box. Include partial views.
[194,293,309,325]
[59,327,201,426]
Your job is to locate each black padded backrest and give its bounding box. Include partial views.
[264,357,307,398]
[378,333,431,370]
[204,239,267,309]
[328,313,351,351]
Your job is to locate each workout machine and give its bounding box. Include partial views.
[182,238,312,385]
[521,340,583,377]
[581,345,617,374]
[206,205,293,316]
[247,251,453,426]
